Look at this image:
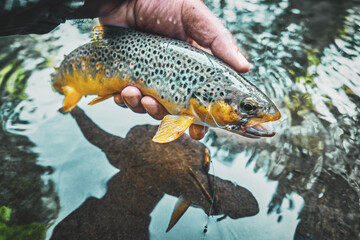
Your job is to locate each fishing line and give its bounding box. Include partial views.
[199,99,218,238]
[203,52,215,68]
[202,143,217,238]
[196,97,228,129]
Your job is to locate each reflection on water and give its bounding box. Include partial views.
[0,36,60,239]
[51,107,258,239]
[0,0,359,239]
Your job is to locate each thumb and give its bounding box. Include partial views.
[181,0,250,73]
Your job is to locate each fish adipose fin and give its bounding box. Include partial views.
[88,94,115,105]
[153,115,195,143]
[60,86,82,113]
[166,195,191,232]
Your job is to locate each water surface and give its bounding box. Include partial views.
[0,0,359,239]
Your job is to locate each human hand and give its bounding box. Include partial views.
[98,0,251,140]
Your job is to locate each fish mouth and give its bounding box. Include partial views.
[226,119,276,138]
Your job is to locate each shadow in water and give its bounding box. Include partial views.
[51,107,259,240]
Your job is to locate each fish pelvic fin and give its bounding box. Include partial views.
[59,86,82,113]
[88,94,115,105]
[166,195,191,232]
[153,115,195,143]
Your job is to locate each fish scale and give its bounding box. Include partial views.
[53,25,281,143]
[57,26,229,108]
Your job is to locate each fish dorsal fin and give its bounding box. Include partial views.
[153,115,195,143]
[91,25,104,42]
[91,25,129,42]
[166,195,191,232]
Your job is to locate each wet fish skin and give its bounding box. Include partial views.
[53,25,281,142]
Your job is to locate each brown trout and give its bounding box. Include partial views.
[53,25,281,143]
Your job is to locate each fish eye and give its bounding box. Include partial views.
[240,98,258,113]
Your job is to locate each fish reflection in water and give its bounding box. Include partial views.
[51,107,259,239]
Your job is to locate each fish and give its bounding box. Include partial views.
[52,25,281,143]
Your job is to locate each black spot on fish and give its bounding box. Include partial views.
[224,98,232,104]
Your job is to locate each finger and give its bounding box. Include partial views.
[182,0,251,73]
[141,96,169,120]
[121,86,146,113]
[189,124,209,140]
[114,93,127,108]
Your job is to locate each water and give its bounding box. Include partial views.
[0,0,359,239]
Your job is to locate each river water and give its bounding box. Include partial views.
[0,0,359,239]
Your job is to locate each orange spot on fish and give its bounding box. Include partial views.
[167,70,170,73]
[131,62,135,66]
[150,67,153,70]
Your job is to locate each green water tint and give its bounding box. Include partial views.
[0,0,360,239]
[0,206,47,240]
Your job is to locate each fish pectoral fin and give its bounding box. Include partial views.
[153,115,195,143]
[88,94,115,105]
[166,195,191,232]
[60,86,82,113]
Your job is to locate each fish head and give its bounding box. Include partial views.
[218,74,281,138]
[191,73,281,138]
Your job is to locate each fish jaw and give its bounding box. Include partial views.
[226,109,281,138]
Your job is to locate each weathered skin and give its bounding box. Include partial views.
[53,25,281,141]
